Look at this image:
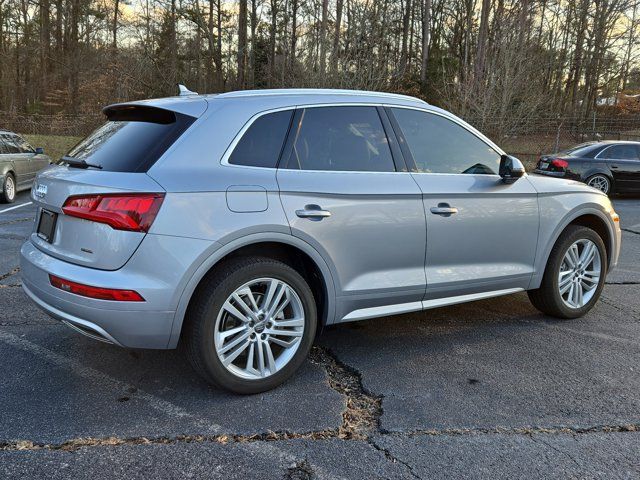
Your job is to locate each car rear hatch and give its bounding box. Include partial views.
[30,102,203,271]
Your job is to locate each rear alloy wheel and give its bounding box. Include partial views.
[184,257,317,394]
[586,174,611,195]
[1,173,16,203]
[528,225,607,319]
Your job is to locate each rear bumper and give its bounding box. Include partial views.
[20,239,184,349]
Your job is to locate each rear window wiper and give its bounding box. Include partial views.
[60,155,103,170]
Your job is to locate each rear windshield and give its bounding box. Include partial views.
[60,106,195,172]
[559,143,600,158]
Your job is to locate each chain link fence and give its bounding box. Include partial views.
[2,111,640,169]
[467,114,640,168]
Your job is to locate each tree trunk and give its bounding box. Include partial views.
[319,0,329,77]
[420,0,431,88]
[331,0,343,74]
[237,0,247,87]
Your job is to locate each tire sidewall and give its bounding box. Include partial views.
[195,260,317,394]
[548,227,607,318]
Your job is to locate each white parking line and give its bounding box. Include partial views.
[0,201,33,214]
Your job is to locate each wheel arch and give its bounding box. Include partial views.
[168,233,337,348]
[530,207,615,290]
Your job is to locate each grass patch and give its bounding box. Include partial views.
[23,134,81,162]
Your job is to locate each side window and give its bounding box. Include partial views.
[1,134,21,154]
[601,144,639,160]
[0,136,8,154]
[284,106,395,172]
[391,108,502,175]
[228,110,293,168]
[11,135,34,154]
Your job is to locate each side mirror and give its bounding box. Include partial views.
[35,147,44,155]
[499,155,525,184]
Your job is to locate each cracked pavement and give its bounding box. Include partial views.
[1,192,639,479]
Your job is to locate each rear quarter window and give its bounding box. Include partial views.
[228,110,293,168]
[61,106,195,172]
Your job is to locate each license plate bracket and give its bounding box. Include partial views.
[37,209,57,243]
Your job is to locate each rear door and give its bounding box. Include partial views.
[388,107,539,300]
[277,105,427,322]
[598,143,640,191]
[10,134,41,182]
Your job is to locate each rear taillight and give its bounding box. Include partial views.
[550,159,569,169]
[49,274,144,301]
[62,193,165,232]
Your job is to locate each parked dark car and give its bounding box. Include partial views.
[533,140,640,195]
[0,131,51,203]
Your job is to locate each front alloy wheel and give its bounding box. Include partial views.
[214,278,305,380]
[558,239,601,309]
[184,257,317,394]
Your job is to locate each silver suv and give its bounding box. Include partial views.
[21,89,621,393]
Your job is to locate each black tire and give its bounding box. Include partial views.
[528,225,607,319]
[183,256,317,394]
[1,173,16,203]
[585,174,612,195]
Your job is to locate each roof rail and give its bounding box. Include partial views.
[216,88,427,103]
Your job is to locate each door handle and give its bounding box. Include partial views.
[296,205,332,220]
[430,204,458,216]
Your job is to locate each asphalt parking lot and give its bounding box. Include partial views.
[1,191,639,479]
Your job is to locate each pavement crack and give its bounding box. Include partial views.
[0,217,31,227]
[529,434,582,470]
[0,267,19,282]
[308,345,382,439]
[284,459,315,480]
[368,437,421,479]
[621,228,640,235]
[398,423,640,438]
[606,281,640,285]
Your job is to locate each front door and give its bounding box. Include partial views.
[387,107,539,300]
[599,143,640,192]
[277,105,427,322]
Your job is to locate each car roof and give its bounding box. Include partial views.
[108,88,428,117]
[597,140,640,145]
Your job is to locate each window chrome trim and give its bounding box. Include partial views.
[221,102,411,173]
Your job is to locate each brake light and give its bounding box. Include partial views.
[49,274,144,301]
[62,193,165,232]
[550,159,569,169]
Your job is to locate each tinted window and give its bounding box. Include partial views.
[601,144,639,160]
[392,108,501,174]
[61,107,195,172]
[284,106,395,172]
[562,144,600,158]
[229,110,293,168]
